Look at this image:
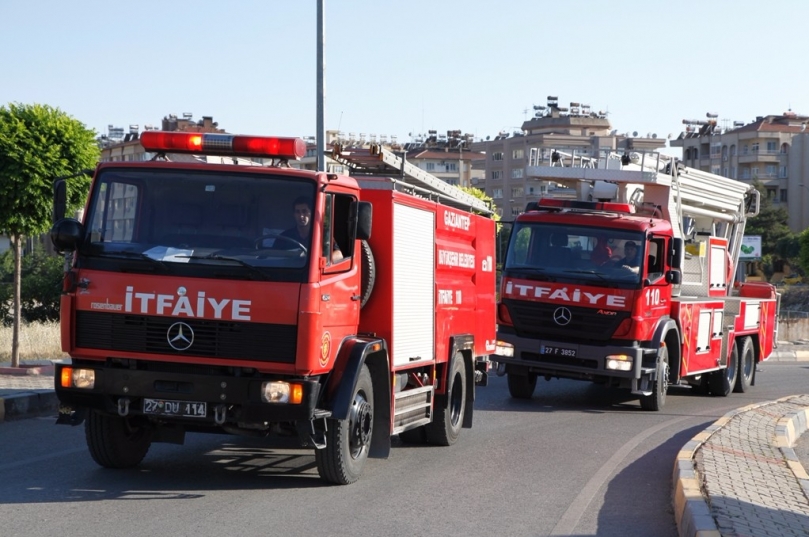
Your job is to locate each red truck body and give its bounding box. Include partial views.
[51,132,495,483]
[493,150,779,410]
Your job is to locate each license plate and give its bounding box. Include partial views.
[143,398,207,418]
[540,345,577,358]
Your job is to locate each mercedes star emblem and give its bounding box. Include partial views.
[167,321,194,351]
[553,307,572,326]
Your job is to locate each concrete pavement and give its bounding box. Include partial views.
[3,347,809,537]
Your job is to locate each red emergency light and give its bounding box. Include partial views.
[534,198,633,214]
[140,131,307,160]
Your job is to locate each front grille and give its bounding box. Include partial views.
[76,311,296,363]
[504,299,629,343]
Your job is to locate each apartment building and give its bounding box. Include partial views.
[670,112,809,232]
[470,97,666,218]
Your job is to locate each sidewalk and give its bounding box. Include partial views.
[0,360,58,422]
[674,342,809,537]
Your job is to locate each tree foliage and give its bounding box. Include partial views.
[0,103,98,236]
[0,245,63,325]
[0,103,98,366]
[800,228,809,276]
[745,179,791,257]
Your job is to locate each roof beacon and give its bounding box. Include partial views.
[140,131,307,160]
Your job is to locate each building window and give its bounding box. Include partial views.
[511,168,524,179]
[730,145,736,156]
[779,166,788,178]
[426,162,435,171]
[751,167,758,179]
[781,143,790,154]
[766,141,777,152]
[511,187,524,198]
[492,152,504,161]
[722,167,729,177]
[765,165,776,177]
[710,144,721,158]
[491,188,503,199]
[780,189,788,203]
[446,162,457,172]
[751,142,759,153]
[740,168,750,180]
[730,167,737,179]
[511,207,520,217]
[766,188,776,200]
[512,148,524,160]
[711,166,721,175]
[491,170,502,180]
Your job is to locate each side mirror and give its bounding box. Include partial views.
[50,218,84,252]
[356,201,372,241]
[53,180,67,223]
[670,238,684,270]
[666,270,682,285]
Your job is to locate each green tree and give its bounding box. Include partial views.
[0,103,97,367]
[745,179,791,257]
[0,244,64,325]
[800,228,809,276]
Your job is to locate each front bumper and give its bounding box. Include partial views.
[54,364,322,426]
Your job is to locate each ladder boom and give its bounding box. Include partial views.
[332,143,493,215]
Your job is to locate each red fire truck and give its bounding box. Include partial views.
[50,132,496,484]
[492,150,779,410]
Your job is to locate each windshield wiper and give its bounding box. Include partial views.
[96,250,170,270]
[508,267,555,281]
[562,269,610,283]
[174,254,267,280]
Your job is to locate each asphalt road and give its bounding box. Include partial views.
[2,361,808,537]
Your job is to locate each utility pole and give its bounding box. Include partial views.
[316,0,326,172]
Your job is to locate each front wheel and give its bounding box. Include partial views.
[640,345,669,411]
[316,364,374,485]
[507,371,537,399]
[425,355,467,446]
[85,410,153,468]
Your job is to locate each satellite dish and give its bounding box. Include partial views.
[652,133,658,139]
[632,131,638,137]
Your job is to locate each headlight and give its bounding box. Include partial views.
[261,381,303,404]
[605,355,633,371]
[60,367,95,389]
[495,340,514,358]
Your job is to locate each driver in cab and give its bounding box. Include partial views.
[276,196,343,262]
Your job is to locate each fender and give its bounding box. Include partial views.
[651,317,681,382]
[324,336,391,459]
[447,334,475,429]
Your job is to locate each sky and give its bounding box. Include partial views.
[3,0,809,155]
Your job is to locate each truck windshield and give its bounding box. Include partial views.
[505,222,645,287]
[79,168,316,280]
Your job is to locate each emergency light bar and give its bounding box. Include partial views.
[532,198,633,214]
[140,131,307,160]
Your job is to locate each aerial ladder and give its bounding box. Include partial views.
[525,148,760,292]
[332,143,494,215]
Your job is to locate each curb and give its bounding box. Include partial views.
[0,391,59,423]
[672,397,809,537]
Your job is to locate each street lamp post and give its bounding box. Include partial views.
[316,0,325,172]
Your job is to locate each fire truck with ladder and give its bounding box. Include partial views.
[492,149,779,410]
[49,131,496,484]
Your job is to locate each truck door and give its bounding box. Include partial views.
[320,191,361,335]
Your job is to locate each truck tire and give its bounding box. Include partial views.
[709,342,738,397]
[425,354,466,446]
[734,337,755,393]
[640,345,669,411]
[507,372,537,399]
[85,410,152,468]
[359,240,375,309]
[316,364,374,485]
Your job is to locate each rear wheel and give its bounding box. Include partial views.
[507,372,537,399]
[315,364,374,485]
[709,342,738,397]
[425,355,466,446]
[640,345,669,411]
[85,410,152,468]
[734,337,755,393]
